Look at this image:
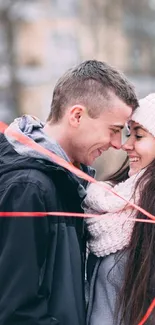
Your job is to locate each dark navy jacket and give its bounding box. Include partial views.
[0,134,91,325]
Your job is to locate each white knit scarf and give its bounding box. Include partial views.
[84,169,145,257]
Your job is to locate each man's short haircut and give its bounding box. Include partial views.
[47,60,138,122]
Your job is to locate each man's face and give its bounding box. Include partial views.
[69,93,132,166]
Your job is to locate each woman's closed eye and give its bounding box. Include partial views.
[125,133,143,140]
[135,134,143,140]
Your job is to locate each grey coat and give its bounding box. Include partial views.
[87,252,128,325]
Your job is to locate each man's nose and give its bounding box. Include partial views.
[110,133,122,150]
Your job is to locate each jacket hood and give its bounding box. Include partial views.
[4,115,71,164]
[0,133,50,177]
[0,115,95,192]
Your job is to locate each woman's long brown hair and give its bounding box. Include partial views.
[106,158,155,324]
[118,160,155,325]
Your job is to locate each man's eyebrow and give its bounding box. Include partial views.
[110,124,124,129]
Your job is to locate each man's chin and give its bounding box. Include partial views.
[85,157,95,166]
[83,153,99,166]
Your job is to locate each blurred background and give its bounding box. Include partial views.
[0,0,155,179]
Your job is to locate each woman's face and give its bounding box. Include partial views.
[122,121,155,176]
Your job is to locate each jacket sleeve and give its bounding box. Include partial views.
[0,181,59,325]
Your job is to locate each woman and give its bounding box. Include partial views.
[84,93,155,325]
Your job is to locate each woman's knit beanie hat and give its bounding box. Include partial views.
[132,93,155,137]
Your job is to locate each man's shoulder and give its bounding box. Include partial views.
[1,167,55,194]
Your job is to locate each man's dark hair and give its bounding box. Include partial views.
[47,60,138,122]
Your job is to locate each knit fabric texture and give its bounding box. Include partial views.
[132,93,155,137]
[84,170,145,257]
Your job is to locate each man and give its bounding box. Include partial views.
[0,60,138,325]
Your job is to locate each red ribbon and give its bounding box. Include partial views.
[138,298,155,325]
[1,120,155,324]
[1,121,155,221]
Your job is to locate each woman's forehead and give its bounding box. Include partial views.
[128,120,147,132]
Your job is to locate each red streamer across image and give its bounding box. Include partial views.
[138,298,155,325]
[0,120,155,324]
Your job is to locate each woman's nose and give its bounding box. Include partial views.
[122,137,134,151]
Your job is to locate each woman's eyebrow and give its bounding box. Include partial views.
[133,126,147,132]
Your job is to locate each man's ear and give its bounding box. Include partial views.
[68,105,86,127]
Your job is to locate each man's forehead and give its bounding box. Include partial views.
[105,101,132,118]
[106,93,132,110]
[100,102,132,127]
